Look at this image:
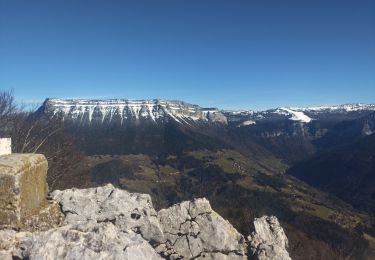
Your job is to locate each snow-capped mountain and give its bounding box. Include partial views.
[225,108,313,124]
[225,103,375,125]
[38,99,375,127]
[40,98,227,125]
[293,103,375,113]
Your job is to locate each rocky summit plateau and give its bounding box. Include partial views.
[38,98,228,125]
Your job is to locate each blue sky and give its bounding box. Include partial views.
[0,0,374,110]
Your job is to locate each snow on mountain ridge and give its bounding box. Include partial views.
[42,99,375,125]
[290,103,375,112]
[278,108,312,123]
[43,98,227,125]
[226,108,312,123]
[225,103,375,124]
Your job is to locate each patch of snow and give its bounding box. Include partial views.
[237,120,256,127]
[279,108,312,123]
[291,103,375,113]
[225,110,254,116]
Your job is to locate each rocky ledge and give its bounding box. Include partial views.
[0,184,291,260]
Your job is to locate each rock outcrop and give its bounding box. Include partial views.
[248,216,291,260]
[0,222,162,260]
[51,184,164,243]
[0,184,291,259]
[51,184,248,259]
[23,222,162,260]
[157,198,247,259]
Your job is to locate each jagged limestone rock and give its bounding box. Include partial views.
[0,184,291,260]
[52,185,248,259]
[21,222,162,260]
[0,154,48,229]
[248,216,291,260]
[51,184,164,243]
[157,198,247,259]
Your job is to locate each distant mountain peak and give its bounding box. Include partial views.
[290,103,375,112]
[41,98,227,125]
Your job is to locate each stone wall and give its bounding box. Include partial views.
[0,154,48,229]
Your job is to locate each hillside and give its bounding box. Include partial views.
[28,98,375,259]
[289,133,375,214]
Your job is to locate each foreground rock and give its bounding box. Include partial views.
[0,184,291,259]
[0,222,161,260]
[23,222,162,260]
[248,216,291,260]
[52,184,164,243]
[157,198,247,259]
[52,184,248,259]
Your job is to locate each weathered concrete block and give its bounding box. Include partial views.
[0,154,48,229]
[0,138,11,155]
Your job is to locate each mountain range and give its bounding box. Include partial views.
[39,98,375,125]
[33,98,375,260]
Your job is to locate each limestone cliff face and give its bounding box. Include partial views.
[0,184,291,260]
[40,98,228,125]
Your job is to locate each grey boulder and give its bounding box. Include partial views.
[248,216,291,260]
[157,198,247,259]
[52,184,164,243]
[21,222,162,260]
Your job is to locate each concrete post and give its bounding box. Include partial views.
[0,138,11,155]
[0,153,48,229]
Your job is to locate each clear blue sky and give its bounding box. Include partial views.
[0,0,374,110]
